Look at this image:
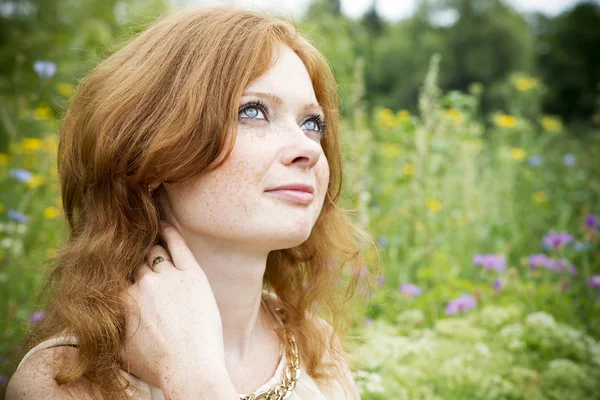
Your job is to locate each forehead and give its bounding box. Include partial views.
[243,44,317,102]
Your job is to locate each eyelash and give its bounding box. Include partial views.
[238,100,327,137]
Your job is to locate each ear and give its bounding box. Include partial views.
[149,182,161,191]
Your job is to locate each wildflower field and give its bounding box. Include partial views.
[1,3,600,400]
[344,58,600,399]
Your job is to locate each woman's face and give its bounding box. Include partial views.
[159,43,330,252]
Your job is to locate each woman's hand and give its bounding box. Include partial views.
[119,222,228,390]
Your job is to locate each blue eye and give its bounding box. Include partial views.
[238,101,327,138]
[239,101,269,121]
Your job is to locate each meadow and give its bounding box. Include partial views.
[1,30,599,400]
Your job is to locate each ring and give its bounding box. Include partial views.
[151,256,166,267]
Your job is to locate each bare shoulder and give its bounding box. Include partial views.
[6,346,147,400]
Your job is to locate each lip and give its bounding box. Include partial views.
[264,189,315,205]
[265,183,315,194]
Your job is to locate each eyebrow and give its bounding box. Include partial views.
[242,91,325,115]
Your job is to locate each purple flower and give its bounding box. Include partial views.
[400,283,422,297]
[358,267,368,279]
[359,285,374,298]
[493,279,503,291]
[33,60,56,78]
[528,155,544,167]
[28,311,46,324]
[364,317,374,327]
[585,214,598,230]
[545,258,574,273]
[528,253,549,269]
[569,265,577,275]
[543,230,573,250]
[446,294,477,315]
[473,254,506,273]
[588,276,600,290]
[562,154,577,166]
[0,374,8,385]
[8,210,28,224]
[10,168,33,183]
[376,274,385,286]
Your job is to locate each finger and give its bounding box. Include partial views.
[160,222,197,271]
[146,245,173,273]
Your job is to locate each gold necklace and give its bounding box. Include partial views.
[238,306,301,400]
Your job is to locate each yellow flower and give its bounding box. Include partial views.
[376,108,398,130]
[56,82,74,97]
[425,198,442,213]
[27,175,45,188]
[0,153,9,166]
[515,77,538,91]
[541,116,563,133]
[34,106,54,121]
[510,148,527,160]
[532,191,548,203]
[46,248,58,258]
[380,142,401,159]
[20,138,42,152]
[443,108,463,124]
[402,162,415,176]
[43,206,60,219]
[365,249,377,262]
[42,134,59,153]
[494,114,517,128]
[0,203,4,213]
[397,109,411,122]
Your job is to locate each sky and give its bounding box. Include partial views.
[179,0,591,21]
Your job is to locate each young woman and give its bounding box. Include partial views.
[7,6,376,399]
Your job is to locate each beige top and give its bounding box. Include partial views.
[16,291,349,399]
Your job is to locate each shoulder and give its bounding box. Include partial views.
[6,345,96,399]
[6,346,148,400]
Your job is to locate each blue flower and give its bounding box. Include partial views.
[377,235,389,246]
[10,168,33,183]
[8,210,29,224]
[33,60,56,78]
[528,155,544,167]
[562,154,577,166]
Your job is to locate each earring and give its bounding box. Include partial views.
[148,184,153,193]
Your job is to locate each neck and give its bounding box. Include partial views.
[174,223,278,363]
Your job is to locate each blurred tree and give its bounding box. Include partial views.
[361,1,385,38]
[0,0,167,150]
[534,1,600,126]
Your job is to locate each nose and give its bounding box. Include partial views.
[279,123,324,169]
